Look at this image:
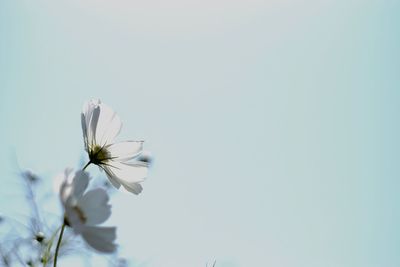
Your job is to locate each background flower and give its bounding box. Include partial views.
[60,169,117,253]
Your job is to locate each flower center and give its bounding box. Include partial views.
[89,144,111,165]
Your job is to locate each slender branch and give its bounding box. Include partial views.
[24,176,42,232]
[53,222,66,267]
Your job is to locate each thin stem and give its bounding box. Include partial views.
[53,222,66,267]
[82,161,91,171]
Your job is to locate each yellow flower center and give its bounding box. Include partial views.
[89,144,111,165]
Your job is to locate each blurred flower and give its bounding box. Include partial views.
[21,170,40,184]
[137,151,153,166]
[59,169,117,253]
[116,258,128,267]
[81,99,148,194]
[34,232,45,243]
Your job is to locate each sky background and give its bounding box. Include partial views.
[1,0,400,266]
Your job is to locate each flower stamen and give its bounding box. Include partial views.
[89,145,111,165]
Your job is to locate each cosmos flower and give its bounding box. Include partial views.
[81,99,148,195]
[59,169,117,253]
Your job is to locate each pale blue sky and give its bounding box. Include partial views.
[1,0,400,266]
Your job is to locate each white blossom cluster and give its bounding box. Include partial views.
[59,99,150,257]
[1,99,150,267]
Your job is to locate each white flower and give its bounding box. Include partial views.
[81,99,148,195]
[59,169,117,253]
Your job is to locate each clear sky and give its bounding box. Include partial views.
[1,0,400,266]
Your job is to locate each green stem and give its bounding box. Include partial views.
[53,222,66,267]
[82,161,91,171]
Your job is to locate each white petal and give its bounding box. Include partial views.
[78,188,111,225]
[105,161,148,185]
[81,226,117,253]
[81,113,88,151]
[60,182,73,205]
[64,206,85,234]
[121,182,143,195]
[64,168,74,182]
[82,99,101,148]
[89,106,100,147]
[71,170,89,198]
[102,167,122,189]
[58,169,71,203]
[82,99,101,125]
[60,168,89,205]
[95,102,122,146]
[59,170,89,212]
[106,141,143,161]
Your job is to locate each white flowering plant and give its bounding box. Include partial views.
[0,99,150,267]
